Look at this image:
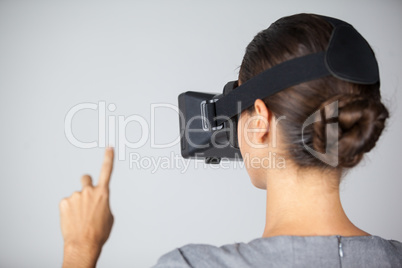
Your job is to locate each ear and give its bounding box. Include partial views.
[253,99,270,143]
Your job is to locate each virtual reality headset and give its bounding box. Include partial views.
[178,15,380,164]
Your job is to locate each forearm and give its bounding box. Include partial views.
[62,242,102,268]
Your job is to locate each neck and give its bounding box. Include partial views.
[262,165,370,238]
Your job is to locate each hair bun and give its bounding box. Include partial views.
[314,95,389,168]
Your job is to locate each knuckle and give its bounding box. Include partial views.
[98,188,109,199]
[71,191,81,198]
[82,186,93,195]
[59,198,69,209]
[102,160,112,169]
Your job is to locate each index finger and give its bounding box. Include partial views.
[98,147,114,189]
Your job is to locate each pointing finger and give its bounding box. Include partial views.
[98,147,114,189]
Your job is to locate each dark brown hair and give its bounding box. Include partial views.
[239,13,389,169]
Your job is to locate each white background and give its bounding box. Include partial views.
[1,0,401,267]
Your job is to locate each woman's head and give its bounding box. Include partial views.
[237,13,389,187]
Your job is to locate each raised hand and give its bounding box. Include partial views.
[60,147,115,268]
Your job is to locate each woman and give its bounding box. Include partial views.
[59,14,402,267]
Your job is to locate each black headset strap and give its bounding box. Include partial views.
[214,51,330,125]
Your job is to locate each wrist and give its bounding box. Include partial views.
[63,240,102,268]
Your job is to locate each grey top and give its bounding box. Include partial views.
[153,235,402,268]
